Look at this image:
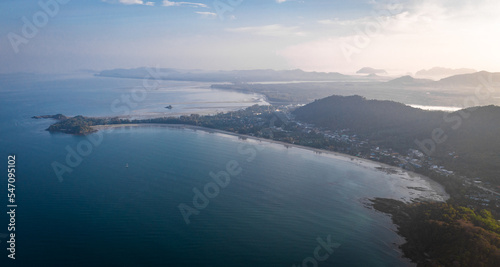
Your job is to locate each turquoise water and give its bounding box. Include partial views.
[0,74,424,266]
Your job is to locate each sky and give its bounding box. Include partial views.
[1,0,500,74]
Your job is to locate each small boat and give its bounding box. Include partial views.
[125,163,129,168]
[165,105,173,109]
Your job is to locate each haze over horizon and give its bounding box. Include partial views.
[2,0,499,75]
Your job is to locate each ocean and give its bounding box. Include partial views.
[0,73,446,266]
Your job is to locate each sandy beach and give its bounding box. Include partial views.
[92,123,450,202]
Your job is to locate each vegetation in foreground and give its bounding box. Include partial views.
[371,198,500,267]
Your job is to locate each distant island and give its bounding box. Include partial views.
[356,67,387,75]
[386,75,434,86]
[416,67,477,79]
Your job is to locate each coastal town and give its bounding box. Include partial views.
[240,105,500,213]
[42,103,500,215]
[267,106,500,212]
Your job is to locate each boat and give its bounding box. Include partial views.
[125,163,129,168]
[165,105,173,109]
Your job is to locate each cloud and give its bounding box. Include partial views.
[120,0,143,4]
[162,0,207,8]
[103,0,208,7]
[103,0,155,5]
[226,24,306,37]
[276,0,304,3]
[278,0,500,73]
[196,11,217,19]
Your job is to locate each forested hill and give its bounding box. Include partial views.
[293,95,444,148]
[292,95,500,184]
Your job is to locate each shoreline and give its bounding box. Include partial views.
[92,123,450,202]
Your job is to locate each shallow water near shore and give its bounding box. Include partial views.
[0,74,449,266]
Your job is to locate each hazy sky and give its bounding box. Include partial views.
[1,0,499,74]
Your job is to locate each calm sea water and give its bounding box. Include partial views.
[0,74,435,266]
